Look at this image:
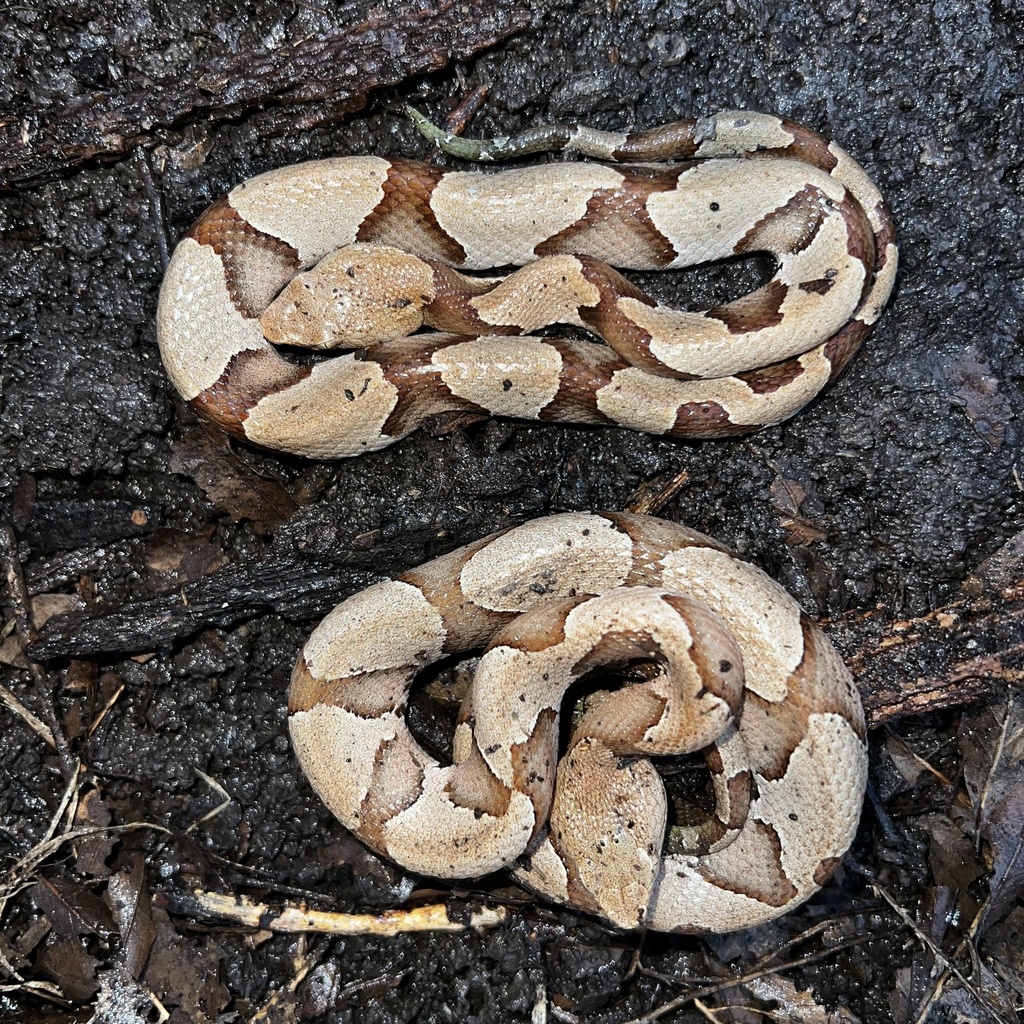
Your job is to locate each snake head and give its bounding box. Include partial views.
[259,243,432,349]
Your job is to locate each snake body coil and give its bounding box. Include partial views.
[157,111,889,929]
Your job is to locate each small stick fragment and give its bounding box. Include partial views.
[184,769,233,834]
[0,682,56,747]
[871,883,1003,1024]
[0,524,71,770]
[626,468,690,515]
[175,889,506,935]
[86,680,125,737]
[441,85,490,136]
[621,932,874,1024]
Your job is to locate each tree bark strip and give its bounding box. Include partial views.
[0,1,533,190]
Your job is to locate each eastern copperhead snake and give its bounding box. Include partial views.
[157,109,896,458]
[157,110,894,930]
[289,511,868,932]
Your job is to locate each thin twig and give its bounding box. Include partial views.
[692,998,723,1023]
[871,883,1003,1024]
[337,971,410,1004]
[0,523,73,775]
[622,934,873,1024]
[0,978,71,1007]
[184,769,233,834]
[441,85,491,136]
[136,147,170,270]
[86,680,125,737]
[0,820,169,947]
[0,681,55,747]
[972,690,1014,854]
[911,693,1024,1024]
[247,943,318,1024]
[172,888,507,935]
[626,467,691,515]
[42,759,81,846]
[634,912,861,990]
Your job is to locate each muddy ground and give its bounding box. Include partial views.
[1,1,1023,1022]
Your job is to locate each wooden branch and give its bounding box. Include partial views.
[27,555,388,659]
[159,889,506,935]
[27,538,1024,725]
[0,1,533,190]
[831,585,1024,727]
[824,529,1024,724]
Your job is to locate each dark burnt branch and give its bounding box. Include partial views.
[0,1,533,190]
[832,529,1024,725]
[27,556,388,659]
[835,586,1024,727]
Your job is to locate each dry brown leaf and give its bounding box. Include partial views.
[31,593,85,630]
[72,787,115,879]
[143,906,230,1022]
[0,632,29,669]
[105,854,157,981]
[961,526,1024,598]
[981,904,1024,1003]
[170,428,297,533]
[923,815,985,923]
[958,690,1024,930]
[885,732,936,787]
[35,935,101,1002]
[769,476,828,545]
[31,874,115,941]
[145,527,227,589]
[742,973,861,1023]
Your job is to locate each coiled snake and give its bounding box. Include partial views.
[289,511,868,932]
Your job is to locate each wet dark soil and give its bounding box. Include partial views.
[1,2,1022,1022]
